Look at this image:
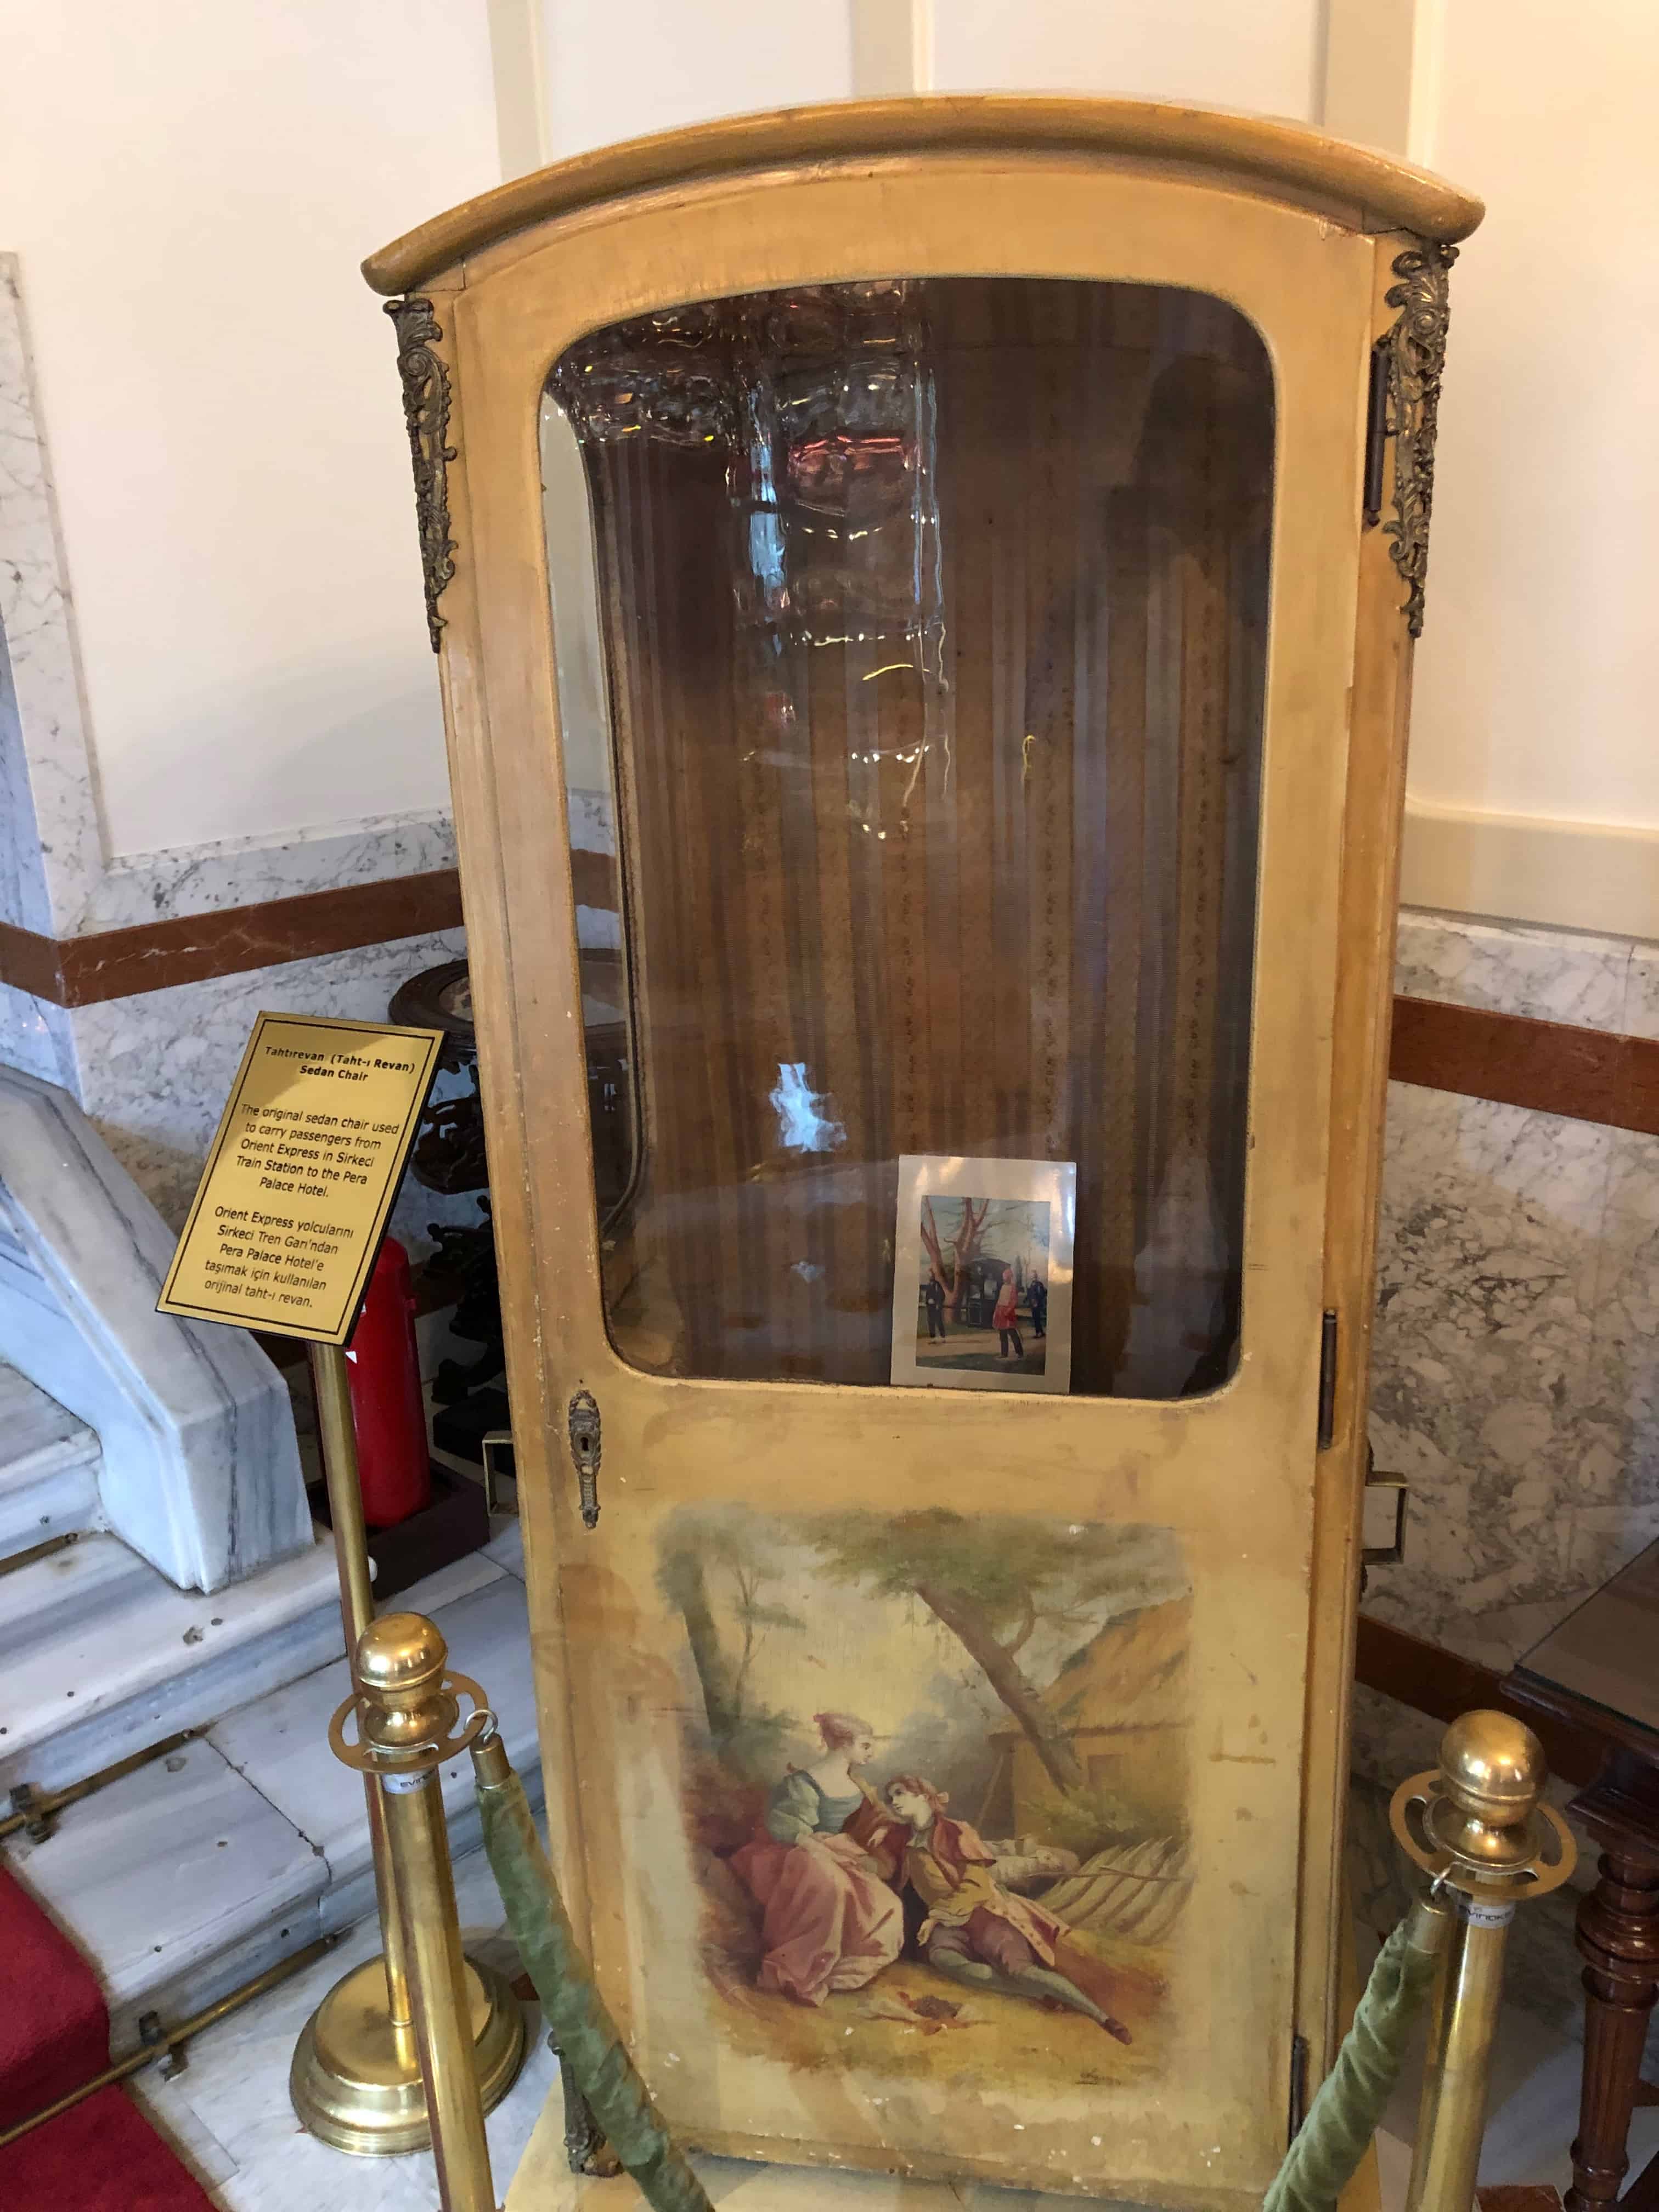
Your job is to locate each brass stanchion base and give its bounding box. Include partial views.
[289,1952,526,2156]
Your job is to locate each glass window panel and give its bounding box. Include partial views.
[541,278,1273,1397]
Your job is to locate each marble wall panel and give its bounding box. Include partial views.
[1357,905,1659,1778]
[0,614,49,933]
[2,928,479,1260]
[0,977,76,1087]
[0,255,105,936]
[1622,944,1659,1042]
[1580,1127,1659,1561]
[1365,1082,1613,1659]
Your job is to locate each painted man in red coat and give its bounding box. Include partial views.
[884,1774,1131,2042]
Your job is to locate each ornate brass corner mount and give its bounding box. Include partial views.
[1381,242,1457,640]
[385,295,457,653]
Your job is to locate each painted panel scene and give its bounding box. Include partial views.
[916,1197,1052,1379]
[659,1505,1192,2089]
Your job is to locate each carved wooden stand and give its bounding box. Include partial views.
[1566,1763,1659,2212]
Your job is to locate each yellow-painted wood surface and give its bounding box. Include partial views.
[363,94,1483,294]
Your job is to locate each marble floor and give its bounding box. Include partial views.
[112,1782,1659,2212]
[126,1847,558,2211]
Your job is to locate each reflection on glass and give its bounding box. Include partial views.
[542,279,1273,1397]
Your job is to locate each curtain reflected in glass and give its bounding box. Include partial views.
[542,278,1273,1398]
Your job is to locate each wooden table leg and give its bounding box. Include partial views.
[1566,1836,1659,2212]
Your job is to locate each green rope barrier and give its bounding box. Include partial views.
[476,1712,1447,2212]
[472,1731,714,2212]
[1263,1892,1452,2212]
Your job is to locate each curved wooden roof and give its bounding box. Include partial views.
[362,95,1483,297]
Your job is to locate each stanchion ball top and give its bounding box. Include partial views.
[356,1611,448,1695]
[1438,1710,1546,1825]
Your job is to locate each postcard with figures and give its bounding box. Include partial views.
[889,1154,1075,1395]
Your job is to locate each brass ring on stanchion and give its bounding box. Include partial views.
[328,1672,493,1776]
[1389,1765,1577,1899]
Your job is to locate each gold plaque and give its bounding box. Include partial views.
[157,1012,444,1345]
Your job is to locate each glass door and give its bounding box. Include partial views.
[547,278,1271,1404]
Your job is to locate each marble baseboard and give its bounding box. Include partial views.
[1394,907,1635,1030]
[80,809,459,933]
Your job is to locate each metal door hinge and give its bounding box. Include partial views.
[1363,336,1390,528]
[1317,1310,1338,1450]
[1363,1453,1408,1569]
[481,1430,518,1518]
[568,1390,601,1528]
[1288,2033,1310,2144]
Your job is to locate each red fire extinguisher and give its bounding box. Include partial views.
[345,1237,433,1527]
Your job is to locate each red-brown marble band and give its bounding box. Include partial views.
[8,879,1659,1147]
[0,872,466,1007]
[0,850,618,1008]
[1389,995,1659,1137]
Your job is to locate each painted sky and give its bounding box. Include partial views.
[660,1506,1187,1808]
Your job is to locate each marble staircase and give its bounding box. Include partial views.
[0,1359,104,1560]
[0,1361,540,2057]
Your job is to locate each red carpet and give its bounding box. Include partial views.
[0,1864,218,2210]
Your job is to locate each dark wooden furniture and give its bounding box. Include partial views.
[1505,1538,1659,2212]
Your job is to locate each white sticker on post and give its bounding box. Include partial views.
[1459,1894,1515,1929]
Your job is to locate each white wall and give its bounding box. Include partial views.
[1407,0,1659,829]
[1323,0,1659,935]
[0,2,499,862]
[930,0,1325,121]
[9,0,1651,936]
[540,0,851,161]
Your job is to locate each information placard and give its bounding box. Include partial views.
[157,1012,444,1345]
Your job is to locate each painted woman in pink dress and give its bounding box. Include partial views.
[729,1711,904,2006]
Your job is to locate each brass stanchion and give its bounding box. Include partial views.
[1392,1711,1578,2212]
[327,1612,516,2210]
[290,1347,524,2154]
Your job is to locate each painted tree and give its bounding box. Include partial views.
[657,1544,740,1745]
[657,1518,804,1768]
[701,1522,805,1713]
[918,1195,990,1321]
[809,1508,1177,1795]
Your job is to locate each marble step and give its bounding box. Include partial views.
[210,1562,543,1933]
[0,1526,343,1799]
[5,1553,540,2052]
[0,1361,104,1561]
[9,1733,329,2055]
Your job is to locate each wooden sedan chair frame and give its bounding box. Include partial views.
[364,99,1481,2210]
